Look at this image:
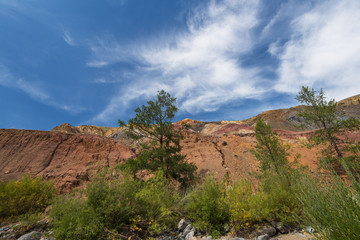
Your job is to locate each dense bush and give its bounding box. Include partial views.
[226,174,301,235]
[0,175,56,222]
[184,176,229,237]
[226,180,261,231]
[297,164,360,240]
[50,171,180,240]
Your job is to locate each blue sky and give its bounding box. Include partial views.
[1,0,360,130]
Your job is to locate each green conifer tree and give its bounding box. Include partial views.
[119,90,197,186]
[296,86,360,160]
[251,118,291,175]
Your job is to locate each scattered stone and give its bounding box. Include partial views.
[161,237,174,240]
[206,236,212,240]
[256,234,269,240]
[305,226,315,233]
[251,225,277,238]
[186,229,195,240]
[183,224,195,237]
[230,237,245,240]
[178,219,191,232]
[17,231,42,240]
[271,221,291,234]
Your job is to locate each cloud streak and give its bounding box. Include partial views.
[89,0,264,123]
[87,0,360,124]
[0,64,84,113]
[272,0,360,100]
[62,30,76,46]
[0,64,49,100]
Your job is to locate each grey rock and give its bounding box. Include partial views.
[161,237,174,240]
[185,230,195,240]
[252,225,276,238]
[271,222,291,234]
[17,231,42,240]
[230,237,245,240]
[206,236,212,240]
[183,224,194,237]
[306,226,316,233]
[178,219,191,232]
[256,234,269,240]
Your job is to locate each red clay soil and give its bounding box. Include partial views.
[0,129,135,192]
[1,121,358,191]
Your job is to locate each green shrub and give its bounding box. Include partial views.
[227,174,302,235]
[50,197,103,240]
[297,165,360,240]
[184,175,230,237]
[226,180,260,231]
[50,170,180,239]
[259,170,302,224]
[0,175,56,222]
[135,172,180,235]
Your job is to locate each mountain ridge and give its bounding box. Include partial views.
[0,94,359,191]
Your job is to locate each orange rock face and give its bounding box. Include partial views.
[0,121,352,192]
[1,95,359,191]
[0,129,135,192]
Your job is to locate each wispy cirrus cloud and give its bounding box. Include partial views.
[272,0,360,100]
[88,0,263,123]
[86,0,360,125]
[0,64,49,101]
[0,64,84,113]
[62,30,76,46]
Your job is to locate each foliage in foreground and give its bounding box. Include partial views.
[184,175,229,237]
[50,171,180,240]
[0,175,56,222]
[297,163,360,240]
[247,119,302,228]
[184,175,302,237]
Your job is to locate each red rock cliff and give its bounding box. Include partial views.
[0,129,135,191]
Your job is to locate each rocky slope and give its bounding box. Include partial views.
[0,129,134,191]
[1,94,359,190]
[244,94,360,131]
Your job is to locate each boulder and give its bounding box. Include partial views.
[251,225,276,238]
[178,219,191,232]
[256,234,269,240]
[17,231,42,240]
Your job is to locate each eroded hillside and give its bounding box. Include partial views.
[1,95,359,191]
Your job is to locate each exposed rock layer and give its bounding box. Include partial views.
[1,94,359,190]
[0,129,134,191]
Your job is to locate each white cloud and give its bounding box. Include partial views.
[0,64,84,113]
[90,0,264,123]
[62,30,76,46]
[0,64,49,100]
[273,0,360,100]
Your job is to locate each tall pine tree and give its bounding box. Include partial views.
[119,90,197,186]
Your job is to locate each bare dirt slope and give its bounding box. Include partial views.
[0,121,322,191]
[0,129,135,191]
[244,94,360,131]
[1,94,359,191]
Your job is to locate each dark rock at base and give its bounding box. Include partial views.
[17,231,42,240]
[256,234,269,240]
[178,219,191,232]
[271,222,293,234]
[251,225,277,238]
